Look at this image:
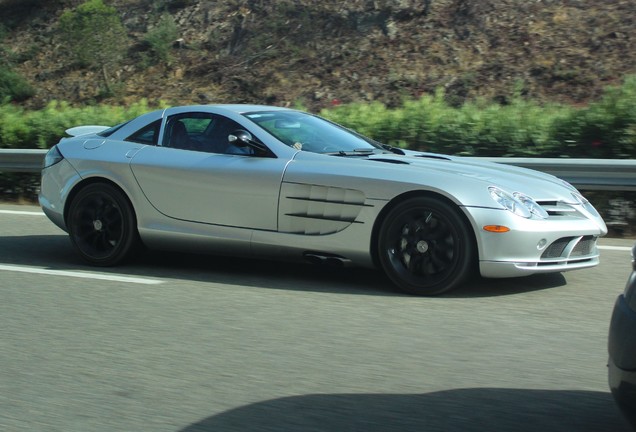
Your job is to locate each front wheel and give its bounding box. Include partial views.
[67,183,138,266]
[377,197,475,296]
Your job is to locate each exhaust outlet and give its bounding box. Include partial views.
[303,252,351,267]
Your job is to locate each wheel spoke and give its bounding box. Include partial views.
[101,204,120,224]
[393,212,455,277]
[420,254,436,275]
[94,232,110,251]
[428,248,448,273]
[82,230,99,247]
[407,253,419,274]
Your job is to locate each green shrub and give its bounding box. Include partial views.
[550,76,636,158]
[0,104,31,148]
[0,99,164,149]
[58,0,128,90]
[0,67,35,102]
[321,89,566,156]
[0,21,35,102]
[322,76,636,158]
[0,76,634,159]
[320,101,400,145]
[145,14,179,65]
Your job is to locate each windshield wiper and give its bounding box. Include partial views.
[381,144,406,155]
[325,148,376,157]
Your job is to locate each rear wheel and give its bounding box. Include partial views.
[377,196,475,295]
[67,183,138,266]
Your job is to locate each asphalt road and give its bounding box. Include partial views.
[0,204,633,432]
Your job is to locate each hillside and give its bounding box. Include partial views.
[1,0,635,111]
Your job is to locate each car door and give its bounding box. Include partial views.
[128,112,288,230]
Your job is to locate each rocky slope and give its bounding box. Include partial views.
[2,0,635,111]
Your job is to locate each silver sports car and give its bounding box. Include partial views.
[39,104,607,295]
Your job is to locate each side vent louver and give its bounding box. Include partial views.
[279,183,371,235]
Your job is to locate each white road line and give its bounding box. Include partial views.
[0,264,163,285]
[599,245,633,252]
[0,210,44,216]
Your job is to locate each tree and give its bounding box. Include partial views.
[59,0,128,94]
[0,25,34,102]
[145,14,179,65]
[0,67,35,102]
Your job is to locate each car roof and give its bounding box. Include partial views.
[100,104,297,140]
[165,104,294,115]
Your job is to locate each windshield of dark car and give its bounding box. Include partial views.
[244,111,383,154]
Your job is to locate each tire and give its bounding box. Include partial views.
[67,183,138,266]
[377,196,475,296]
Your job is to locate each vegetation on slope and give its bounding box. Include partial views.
[1,76,635,160]
[0,0,634,225]
[0,0,633,111]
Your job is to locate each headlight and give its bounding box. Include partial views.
[489,187,548,219]
[489,187,531,218]
[561,181,601,218]
[513,192,549,219]
[43,145,64,168]
[570,191,601,218]
[570,190,589,205]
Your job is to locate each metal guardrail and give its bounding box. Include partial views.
[471,157,636,191]
[0,149,47,173]
[1,148,635,191]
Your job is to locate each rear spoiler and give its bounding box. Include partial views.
[65,125,111,137]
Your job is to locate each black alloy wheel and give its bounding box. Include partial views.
[67,183,138,266]
[378,196,475,295]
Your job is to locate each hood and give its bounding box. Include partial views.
[367,152,578,203]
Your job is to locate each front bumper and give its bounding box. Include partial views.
[463,206,606,278]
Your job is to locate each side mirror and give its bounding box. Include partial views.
[228,130,253,147]
[228,130,268,152]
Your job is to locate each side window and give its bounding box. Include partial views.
[181,118,211,134]
[163,114,213,151]
[203,115,253,155]
[163,112,255,155]
[125,119,161,145]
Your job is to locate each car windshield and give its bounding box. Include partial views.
[244,111,385,155]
